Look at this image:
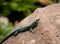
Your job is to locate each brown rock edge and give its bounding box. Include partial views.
[3,3,60,44]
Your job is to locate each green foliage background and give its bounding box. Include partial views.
[0,0,60,16]
[0,22,13,41]
[0,0,37,16]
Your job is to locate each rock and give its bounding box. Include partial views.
[3,3,60,44]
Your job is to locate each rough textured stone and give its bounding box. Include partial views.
[3,3,60,44]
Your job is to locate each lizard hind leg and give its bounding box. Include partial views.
[14,31,19,36]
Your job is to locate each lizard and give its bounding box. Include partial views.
[0,19,40,44]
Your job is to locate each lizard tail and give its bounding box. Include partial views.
[0,31,15,44]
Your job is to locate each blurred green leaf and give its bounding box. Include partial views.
[59,0,60,2]
[0,35,4,41]
[1,0,37,16]
[0,22,13,42]
[9,2,18,10]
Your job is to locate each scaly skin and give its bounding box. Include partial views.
[0,19,40,44]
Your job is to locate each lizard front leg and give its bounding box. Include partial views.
[29,28,35,33]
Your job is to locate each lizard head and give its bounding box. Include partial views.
[36,19,40,22]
